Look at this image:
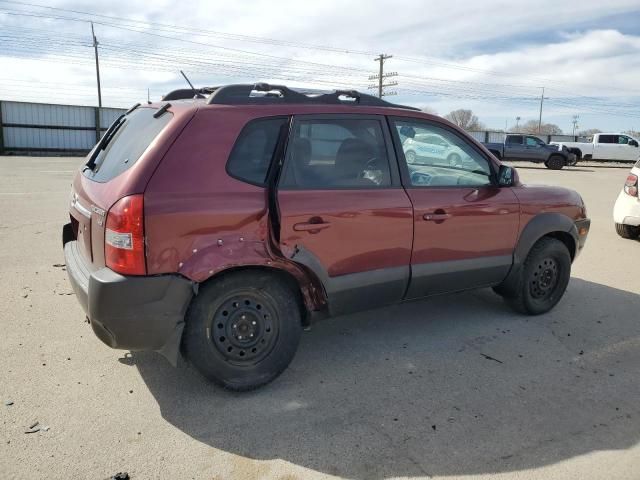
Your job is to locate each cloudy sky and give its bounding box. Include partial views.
[1,0,639,133]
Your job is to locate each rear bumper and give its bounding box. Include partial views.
[63,235,193,364]
[613,190,640,226]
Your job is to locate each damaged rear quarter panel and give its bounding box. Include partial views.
[143,107,325,310]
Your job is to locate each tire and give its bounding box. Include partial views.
[405,150,417,164]
[546,155,565,170]
[183,271,302,391]
[615,223,640,239]
[503,237,571,315]
[447,153,462,167]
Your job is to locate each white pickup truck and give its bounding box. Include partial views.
[552,133,640,162]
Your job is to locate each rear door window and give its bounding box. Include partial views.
[280,117,392,189]
[226,117,288,186]
[84,107,172,183]
[598,135,617,144]
[506,135,523,145]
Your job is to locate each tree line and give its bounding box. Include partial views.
[427,108,608,136]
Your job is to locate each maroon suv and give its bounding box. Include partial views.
[63,84,590,390]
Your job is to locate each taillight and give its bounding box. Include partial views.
[624,174,638,197]
[105,194,145,275]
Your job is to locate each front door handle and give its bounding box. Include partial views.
[423,211,451,222]
[293,221,331,232]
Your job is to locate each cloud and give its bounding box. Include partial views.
[0,0,639,132]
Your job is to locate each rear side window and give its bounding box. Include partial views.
[227,117,288,186]
[506,135,523,145]
[84,107,172,182]
[598,135,617,144]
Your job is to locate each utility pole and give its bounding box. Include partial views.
[368,54,398,98]
[537,87,549,134]
[571,115,579,136]
[91,22,102,108]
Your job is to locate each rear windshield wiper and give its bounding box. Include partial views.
[84,114,126,172]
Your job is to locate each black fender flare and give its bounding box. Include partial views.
[547,151,568,162]
[488,149,502,159]
[499,213,578,295]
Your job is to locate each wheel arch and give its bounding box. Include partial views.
[567,147,582,159]
[514,213,578,264]
[498,213,578,297]
[488,149,502,159]
[195,264,319,326]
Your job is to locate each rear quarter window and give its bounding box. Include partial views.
[84,107,172,183]
[226,117,288,186]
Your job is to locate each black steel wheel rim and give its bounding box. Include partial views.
[210,292,278,365]
[530,257,559,299]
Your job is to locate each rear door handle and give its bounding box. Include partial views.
[293,221,331,232]
[423,212,451,222]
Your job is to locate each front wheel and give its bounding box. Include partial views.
[615,223,640,239]
[546,155,565,170]
[405,150,417,164]
[183,271,302,391]
[503,237,571,315]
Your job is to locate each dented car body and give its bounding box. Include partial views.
[63,84,590,390]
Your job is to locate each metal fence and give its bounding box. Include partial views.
[0,99,590,156]
[0,100,126,156]
[468,131,587,144]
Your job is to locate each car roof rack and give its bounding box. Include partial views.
[204,83,420,111]
[162,87,218,101]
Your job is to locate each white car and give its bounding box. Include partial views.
[553,133,640,162]
[613,159,640,239]
[403,133,468,166]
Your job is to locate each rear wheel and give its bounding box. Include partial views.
[615,223,640,239]
[546,155,565,170]
[503,237,571,315]
[183,271,302,391]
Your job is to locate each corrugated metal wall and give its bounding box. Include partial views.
[0,100,126,156]
[0,100,589,156]
[468,131,586,144]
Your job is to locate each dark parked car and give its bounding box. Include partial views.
[63,84,590,390]
[484,134,577,170]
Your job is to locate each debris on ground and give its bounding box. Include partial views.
[480,353,504,364]
[52,264,65,268]
[4,400,14,406]
[25,421,40,434]
[110,473,130,480]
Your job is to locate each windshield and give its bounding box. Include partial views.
[83,107,172,183]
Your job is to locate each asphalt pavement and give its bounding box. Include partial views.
[1,157,639,480]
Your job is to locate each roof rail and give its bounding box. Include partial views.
[163,87,218,101]
[204,83,419,110]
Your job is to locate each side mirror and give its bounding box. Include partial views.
[498,165,515,187]
[629,140,638,147]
